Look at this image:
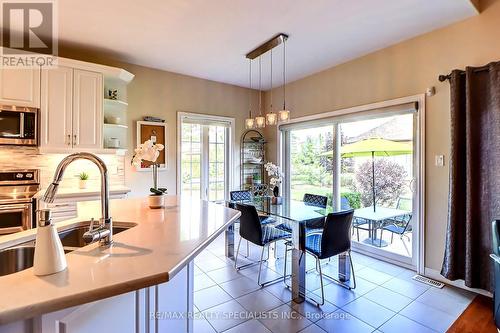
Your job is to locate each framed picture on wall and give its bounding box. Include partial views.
[136,121,168,171]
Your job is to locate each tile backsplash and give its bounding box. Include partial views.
[0,147,125,190]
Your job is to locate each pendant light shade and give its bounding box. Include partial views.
[255,57,265,128]
[245,118,255,129]
[266,49,277,125]
[245,59,254,129]
[278,36,290,123]
[278,109,290,122]
[255,115,266,128]
[266,112,277,125]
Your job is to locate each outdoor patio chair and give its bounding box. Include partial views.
[379,198,413,246]
[352,217,370,241]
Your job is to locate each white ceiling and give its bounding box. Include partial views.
[58,0,478,89]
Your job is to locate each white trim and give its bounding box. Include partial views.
[417,95,426,275]
[424,267,491,297]
[135,120,168,172]
[176,112,235,199]
[352,247,415,270]
[277,94,426,272]
[278,95,423,128]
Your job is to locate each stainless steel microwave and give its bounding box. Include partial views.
[0,105,38,146]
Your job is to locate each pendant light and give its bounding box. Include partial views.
[244,59,255,129]
[266,49,277,125]
[254,56,266,128]
[278,37,290,122]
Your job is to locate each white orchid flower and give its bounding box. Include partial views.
[132,140,166,167]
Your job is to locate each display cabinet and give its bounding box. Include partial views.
[240,130,266,191]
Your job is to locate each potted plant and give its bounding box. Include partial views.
[132,139,167,209]
[264,162,284,205]
[77,172,89,189]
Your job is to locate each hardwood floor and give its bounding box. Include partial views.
[447,295,497,333]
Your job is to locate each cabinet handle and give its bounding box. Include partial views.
[67,134,71,146]
[73,134,77,146]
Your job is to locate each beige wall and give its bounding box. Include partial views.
[59,49,259,198]
[263,0,500,272]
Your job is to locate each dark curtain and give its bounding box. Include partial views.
[441,62,500,291]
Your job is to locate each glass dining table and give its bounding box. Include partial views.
[226,197,353,304]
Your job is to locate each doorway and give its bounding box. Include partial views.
[177,113,234,202]
[281,98,424,270]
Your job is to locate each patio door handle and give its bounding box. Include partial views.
[409,178,416,192]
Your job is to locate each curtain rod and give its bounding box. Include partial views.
[438,64,490,82]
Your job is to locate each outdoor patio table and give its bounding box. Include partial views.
[226,198,354,304]
[354,206,410,247]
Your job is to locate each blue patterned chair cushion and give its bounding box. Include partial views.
[259,216,275,225]
[261,225,291,244]
[275,221,293,232]
[305,233,322,257]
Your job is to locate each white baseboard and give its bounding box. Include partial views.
[424,267,492,297]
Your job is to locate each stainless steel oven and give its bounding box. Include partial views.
[0,170,40,235]
[0,105,38,146]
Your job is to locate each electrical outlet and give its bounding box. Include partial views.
[435,155,444,167]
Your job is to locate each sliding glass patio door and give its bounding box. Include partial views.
[179,114,232,202]
[281,104,421,268]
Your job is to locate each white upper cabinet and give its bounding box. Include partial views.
[72,69,103,149]
[40,66,73,149]
[40,67,103,151]
[0,67,41,107]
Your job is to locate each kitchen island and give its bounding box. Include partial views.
[0,196,240,333]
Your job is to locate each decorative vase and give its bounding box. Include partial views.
[148,194,165,209]
[271,186,282,205]
[273,186,280,197]
[79,179,88,189]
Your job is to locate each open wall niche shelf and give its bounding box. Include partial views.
[102,75,132,150]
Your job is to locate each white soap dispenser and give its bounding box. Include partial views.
[33,209,67,276]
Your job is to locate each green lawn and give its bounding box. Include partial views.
[290,184,333,202]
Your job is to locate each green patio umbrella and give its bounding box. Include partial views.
[321,138,412,212]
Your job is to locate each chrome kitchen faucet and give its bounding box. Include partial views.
[41,152,113,246]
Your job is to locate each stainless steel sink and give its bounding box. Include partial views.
[0,246,35,277]
[0,221,136,276]
[58,221,136,248]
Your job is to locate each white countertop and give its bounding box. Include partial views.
[0,196,240,324]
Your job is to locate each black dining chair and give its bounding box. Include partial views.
[229,190,252,202]
[234,203,291,286]
[303,193,328,229]
[229,190,275,257]
[284,209,356,306]
[277,193,328,233]
[229,190,273,224]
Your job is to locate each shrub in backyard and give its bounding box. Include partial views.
[355,159,407,208]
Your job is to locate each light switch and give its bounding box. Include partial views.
[435,155,445,167]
